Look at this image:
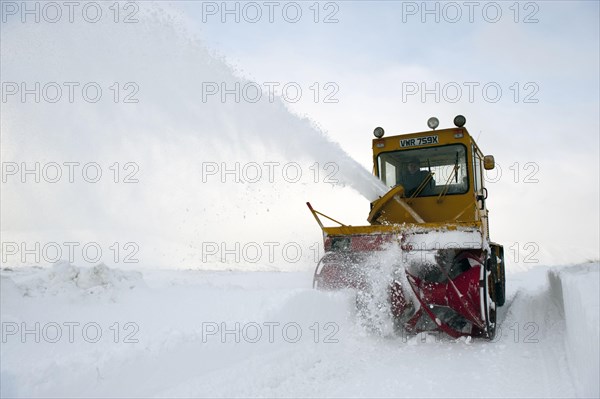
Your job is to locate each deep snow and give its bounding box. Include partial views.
[1,262,598,398]
[1,3,598,398]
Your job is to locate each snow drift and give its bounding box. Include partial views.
[549,264,599,397]
[2,262,145,298]
[1,262,598,397]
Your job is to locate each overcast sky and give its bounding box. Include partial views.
[1,1,598,269]
[174,1,600,265]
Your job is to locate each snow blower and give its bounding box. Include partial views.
[308,116,505,339]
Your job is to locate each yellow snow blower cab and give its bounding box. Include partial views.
[307,115,505,339]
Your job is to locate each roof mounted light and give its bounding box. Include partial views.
[427,117,439,130]
[373,126,385,138]
[453,115,466,127]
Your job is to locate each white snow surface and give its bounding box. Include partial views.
[1,262,598,398]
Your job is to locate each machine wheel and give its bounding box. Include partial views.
[481,260,497,339]
[312,256,326,289]
[495,247,506,307]
[488,245,506,307]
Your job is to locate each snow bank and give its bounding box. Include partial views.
[2,262,145,298]
[3,265,595,398]
[549,263,600,398]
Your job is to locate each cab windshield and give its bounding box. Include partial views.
[377,144,469,197]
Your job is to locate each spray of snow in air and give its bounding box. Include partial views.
[0,3,386,269]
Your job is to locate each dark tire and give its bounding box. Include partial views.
[489,246,506,307]
[482,261,497,340]
[496,247,506,306]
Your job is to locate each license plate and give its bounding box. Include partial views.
[400,135,439,147]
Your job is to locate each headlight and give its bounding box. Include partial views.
[454,115,466,127]
[427,117,439,130]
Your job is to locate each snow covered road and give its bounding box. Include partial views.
[1,263,598,398]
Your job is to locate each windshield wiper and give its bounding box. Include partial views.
[410,171,434,198]
[437,153,459,202]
